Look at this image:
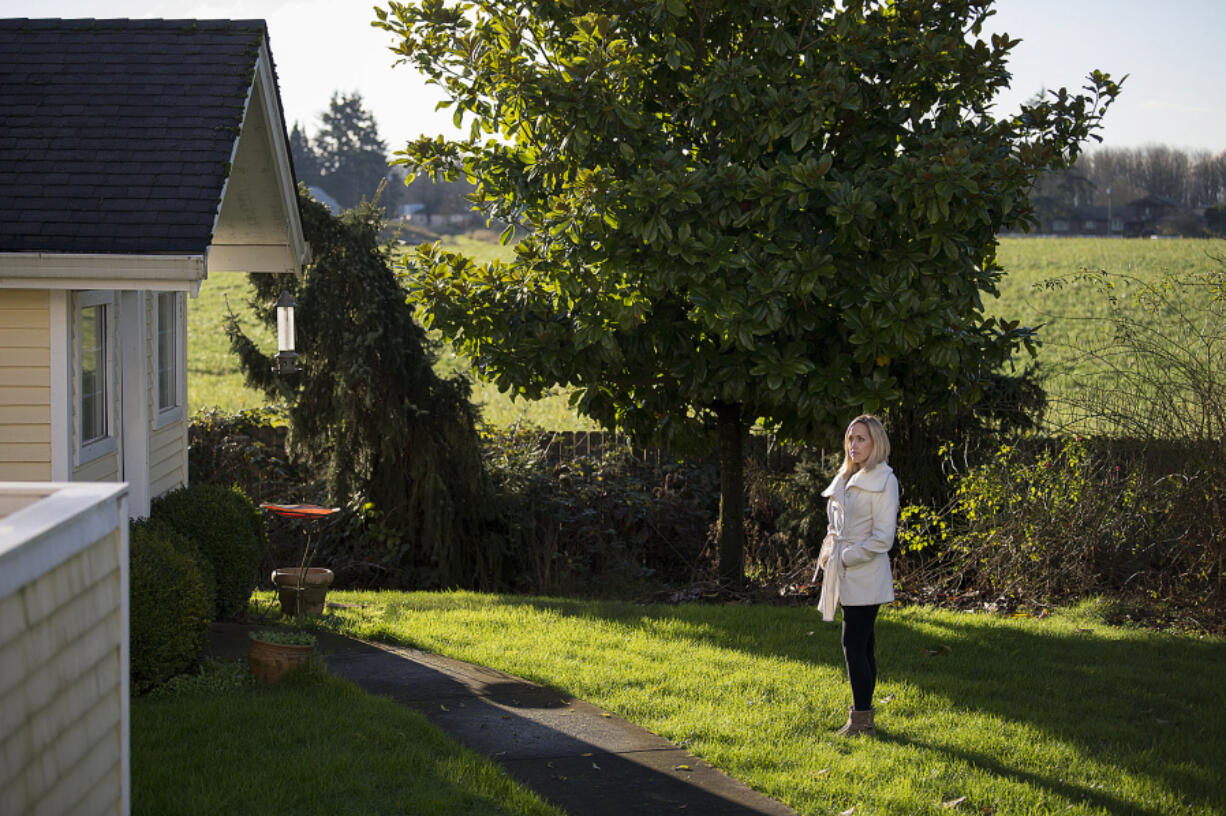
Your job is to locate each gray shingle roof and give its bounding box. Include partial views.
[0,18,276,255]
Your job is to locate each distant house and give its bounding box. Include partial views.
[1118,194,1183,237]
[1038,195,1193,237]
[308,185,343,214]
[1042,205,1123,237]
[0,18,307,518]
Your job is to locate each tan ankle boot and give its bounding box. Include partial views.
[836,707,876,737]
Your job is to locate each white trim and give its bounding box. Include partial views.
[207,40,308,276]
[0,253,205,289]
[0,481,128,598]
[49,291,70,481]
[119,291,150,518]
[117,499,131,816]
[75,290,118,465]
[205,244,301,275]
[153,291,185,429]
[253,43,308,271]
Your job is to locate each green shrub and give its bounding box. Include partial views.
[144,658,252,699]
[129,520,212,694]
[895,436,1201,608]
[188,406,315,506]
[150,484,266,619]
[484,428,719,595]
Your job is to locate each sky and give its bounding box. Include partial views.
[4,0,1224,156]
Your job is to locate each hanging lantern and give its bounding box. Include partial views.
[275,290,299,374]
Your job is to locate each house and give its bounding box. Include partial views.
[1118,194,1184,237]
[1,20,304,814]
[0,18,307,519]
[1041,205,1123,237]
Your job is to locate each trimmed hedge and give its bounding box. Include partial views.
[150,484,266,619]
[129,521,211,694]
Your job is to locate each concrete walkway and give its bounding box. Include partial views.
[207,622,798,816]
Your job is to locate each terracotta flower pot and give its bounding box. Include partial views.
[272,567,334,617]
[248,635,314,683]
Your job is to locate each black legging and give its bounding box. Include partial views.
[841,604,880,711]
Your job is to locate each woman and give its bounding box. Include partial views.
[814,414,900,737]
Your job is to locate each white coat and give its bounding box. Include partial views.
[815,462,899,620]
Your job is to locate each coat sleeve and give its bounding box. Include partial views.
[840,474,899,568]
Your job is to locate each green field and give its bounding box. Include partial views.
[190,236,1226,432]
[991,237,1226,430]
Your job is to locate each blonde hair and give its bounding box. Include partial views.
[839,414,891,478]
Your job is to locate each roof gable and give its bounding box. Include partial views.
[0,18,302,267]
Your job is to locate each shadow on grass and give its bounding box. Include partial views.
[460,594,1225,815]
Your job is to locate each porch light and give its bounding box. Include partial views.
[275,290,298,374]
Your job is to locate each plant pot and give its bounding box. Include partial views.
[272,567,334,617]
[248,635,314,683]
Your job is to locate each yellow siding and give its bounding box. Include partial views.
[0,530,124,816]
[73,452,119,483]
[149,420,186,498]
[0,291,52,482]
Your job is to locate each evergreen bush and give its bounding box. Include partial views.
[150,484,265,619]
[129,520,212,694]
[225,191,498,590]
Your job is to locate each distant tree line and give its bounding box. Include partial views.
[290,91,476,223]
[1034,144,1226,233]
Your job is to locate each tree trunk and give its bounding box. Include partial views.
[716,401,746,589]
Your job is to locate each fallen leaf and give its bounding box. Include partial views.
[592,762,601,770]
[840,808,855,816]
[1036,609,1049,619]
[581,752,593,757]
[805,631,815,636]
[922,645,952,657]
[440,704,449,711]
[816,767,831,777]
[880,695,895,704]
[674,764,692,772]
[942,795,967,809]
[601,712,612,718]
[1075,627,1093,633]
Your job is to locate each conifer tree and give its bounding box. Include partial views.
[226,190,501,588]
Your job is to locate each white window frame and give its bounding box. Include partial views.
[75,290,117,464]
[153,291,185,428]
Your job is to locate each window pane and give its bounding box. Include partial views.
[157,292,177,410]
[80,304,106,443]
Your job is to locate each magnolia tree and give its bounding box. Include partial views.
[377,0,1120,586]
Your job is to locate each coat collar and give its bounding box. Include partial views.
[822,463,894,497]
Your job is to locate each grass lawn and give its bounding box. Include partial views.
[275,591,1226,816]
[131,665,561,816]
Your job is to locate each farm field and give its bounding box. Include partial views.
[188,236,1226,432]
[991,237,1226,430]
